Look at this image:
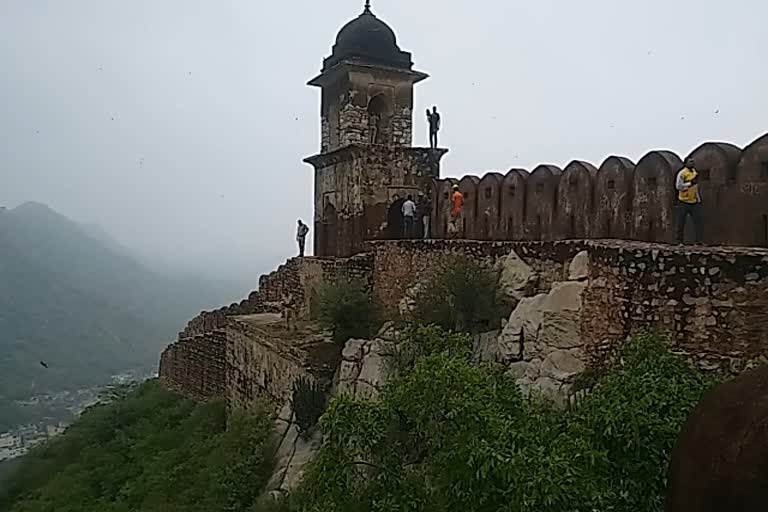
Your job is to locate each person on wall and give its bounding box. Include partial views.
[675,157,703,245]
[448,184,464,239]
[417,191,431,239]
[401,195,417,238]
[296,219,310,257]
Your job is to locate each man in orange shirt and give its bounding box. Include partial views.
[448,184,464,238]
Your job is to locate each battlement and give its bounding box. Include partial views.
[432,133,768,246]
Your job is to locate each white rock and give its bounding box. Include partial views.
[541,350,586,381]
[341,339,366,360]
[543,281,586,313]
[499,249,536,301]
[279,429,323,492]
[568,251,590,281]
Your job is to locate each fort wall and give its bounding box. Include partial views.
[159,254,373,405]
[431,133,768,246]
[367,239,768,374]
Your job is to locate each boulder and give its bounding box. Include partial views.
[666,365,768,511]
[499,249,537,301]
[568,250,590,280]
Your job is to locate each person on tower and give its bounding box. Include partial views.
[675,157,703,245]
[426,106,441,149]
[401,195,417,238]
[448,184,464,239]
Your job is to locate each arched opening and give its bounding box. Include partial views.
[367,95,391,145]
[387,198,405,239]
[321,203,338,256]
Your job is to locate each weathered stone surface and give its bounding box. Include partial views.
[278,429,323,492]
[499,249,536,301]
[544,281,585,313]
[568,250,590,281]
[334,337,395,400]
[542,350,585,381]
[493,294,547,363]
[667,365,768,512]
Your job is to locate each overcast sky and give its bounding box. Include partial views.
[2,0,766,286]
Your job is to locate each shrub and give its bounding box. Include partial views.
[0,380,276,512]
[292,376,327,436]
[388,324,473,377]
[290,331,715,512]
[412,255,506,334]
[316,277,376,342]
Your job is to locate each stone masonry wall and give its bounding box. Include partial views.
[160,254,373,404]
[159,330,226,401]
[368,239,768,374]
[307,144,447,257]
[431,133,768,247]
[582,241,768,372]
[368,239,586,319]
[178,255,373,339]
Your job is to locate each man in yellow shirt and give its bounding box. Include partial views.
[675,157,703,244]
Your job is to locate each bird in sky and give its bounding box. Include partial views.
[40,361,49,369]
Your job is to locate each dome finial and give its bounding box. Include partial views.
[364,0,372,13]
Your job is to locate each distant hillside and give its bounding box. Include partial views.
[0,202,238,407]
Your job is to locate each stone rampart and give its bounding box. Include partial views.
[367,239,768,376]
[161,254,372,405]
[431,133,768,246]
[159,330,227,401]
[178,254,373,339]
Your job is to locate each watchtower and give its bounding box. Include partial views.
[304,2,447,257]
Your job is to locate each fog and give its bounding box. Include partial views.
[2,0,766,285]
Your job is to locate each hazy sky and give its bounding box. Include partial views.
[2,0,766,285]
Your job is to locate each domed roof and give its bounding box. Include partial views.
[322,3,413,72]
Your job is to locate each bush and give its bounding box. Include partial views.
[0,380,276,512]
[316,277,376,342]
[388,324,473,377]
[413,255,506,334]
[289,330,715,512]
[292,376,327,436]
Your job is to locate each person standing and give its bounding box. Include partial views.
[282,292,296,331]
[296,219,310,257]
[426,106,441,149]
[417,191,431,239]
[448,184,464,239]
[401,195,417,238]
[675,157,703,244]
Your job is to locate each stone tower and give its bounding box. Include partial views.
[304,2,448,257]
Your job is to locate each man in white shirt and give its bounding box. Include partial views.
[401,195,417,238]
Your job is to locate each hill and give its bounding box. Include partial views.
[0,381,275,512]
[0,203,239,417]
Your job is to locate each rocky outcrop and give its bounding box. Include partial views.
[334,323,398,400]
[476,251,591,402]
[268,324,398,496]
[498,249,537,302]
[268,402,323,496]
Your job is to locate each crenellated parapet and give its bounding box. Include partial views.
[431,133,768,247]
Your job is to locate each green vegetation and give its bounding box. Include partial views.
[0,380,275,512]
[315,276,376,342]
[283,330,714,512]
[413,255,507,334]
[292,376,327,435]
